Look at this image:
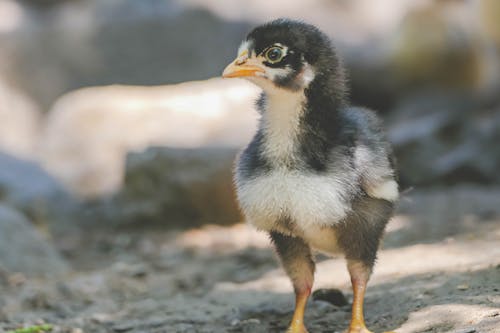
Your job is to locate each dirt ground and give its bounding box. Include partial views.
[1,187,499,333]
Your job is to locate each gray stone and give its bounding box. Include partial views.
[0,152,62,205]
[387,94,500,187]
[0,152,82,237]
[238,318,266,333]
[89,146,241,228]
[0,204,68,277]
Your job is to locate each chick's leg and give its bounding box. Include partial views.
[270,232,315,333]
[335,197,395,333]
[347,260,373,333]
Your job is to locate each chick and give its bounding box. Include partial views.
[222,19,398,333]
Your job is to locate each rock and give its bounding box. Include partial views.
[312,288,349,307]
[388,93,500,187]
[88,146,241,228]
[237,318,266,333]
[41,78,258,198]
[0,79,41,159]
[0,151,81,238]
[479,0,500,47]
[0,152,63,205]
[342,0,498,111]
[389,186,500,247]
[388,1,482,91]
[0,204,68,277]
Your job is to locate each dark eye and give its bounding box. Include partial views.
[265,47,284,63]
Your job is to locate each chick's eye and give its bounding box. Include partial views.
[265,47,284,63]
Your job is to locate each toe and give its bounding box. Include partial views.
[286,323,309,333]
[347,327,397,333]
[346,326,373,333]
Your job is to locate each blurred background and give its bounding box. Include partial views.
[0,1,499,332]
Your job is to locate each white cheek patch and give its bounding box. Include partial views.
[265,66,293,81]
[266,62,315,90]
[301,63,315,86]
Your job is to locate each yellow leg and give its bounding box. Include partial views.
[348,276,372,333]
[269,232,314,333]
[286,288,310,333]
[347,261,373,333]
[347,261,395,333]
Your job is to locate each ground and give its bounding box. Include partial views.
[0,187,499,333]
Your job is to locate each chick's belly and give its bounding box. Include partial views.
[236,171,352,232]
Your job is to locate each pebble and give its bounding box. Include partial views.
[111,263,148,278]
[312,288,349,307]
[454,329,476,333]
[112,320,139,332]
[238,318,266,333]
[8,273,27,287]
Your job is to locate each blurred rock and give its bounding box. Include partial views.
[0,151,84,239]
[479,0,500,47]
[386,185,500,247]
[0,204,68,277]
[90,146,241,228]
[0,151,69,225]
[346,0,500,111]
[0,152,62,205]
[0,78,41,158]
[388,93,500,187]
[477,0,500,99]
[41,78,258,197]
[389,1,482,91]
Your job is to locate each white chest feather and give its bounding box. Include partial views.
[236,168,355,232]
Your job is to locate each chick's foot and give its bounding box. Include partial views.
[286,322,309,333]
[347,327,395,333]
[347,327,373,333]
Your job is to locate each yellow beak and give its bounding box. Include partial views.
[222,52,265,78]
